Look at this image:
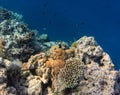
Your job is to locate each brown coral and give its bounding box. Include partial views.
[0,38,4,51]
[0,38,4,57]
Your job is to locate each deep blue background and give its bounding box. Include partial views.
[0,0,120,69]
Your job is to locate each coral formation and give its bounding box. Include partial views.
[46,45,75,75]
[0,7,12,21]
[21,52,51,95]
[0,7,55,62]
[68,36,116,95]
[1,7,120,95]
[55,57,85,92]
[21,52,50,83]
[0,57,21,95]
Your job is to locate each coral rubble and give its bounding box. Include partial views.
[0,7,120,95]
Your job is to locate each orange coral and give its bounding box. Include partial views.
[49,45,66,60]
[46,58,65,75]
[46,45,66,75]
[45,45,75,75]
[46,58,65,68]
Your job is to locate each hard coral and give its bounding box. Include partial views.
[55,57,85,92]
[0,7,54,62]
[21,52,50,84]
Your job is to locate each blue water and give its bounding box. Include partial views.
[0,0,120,69]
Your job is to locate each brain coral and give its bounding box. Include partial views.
[55,57,85,92]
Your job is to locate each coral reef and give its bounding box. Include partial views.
[21,52,51,95]
[0,7,55,62]
[70,36,116,95]
[0,7,12,22]
[0,57,21,95]
[1,7,120,95]
[46,45,66,75]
